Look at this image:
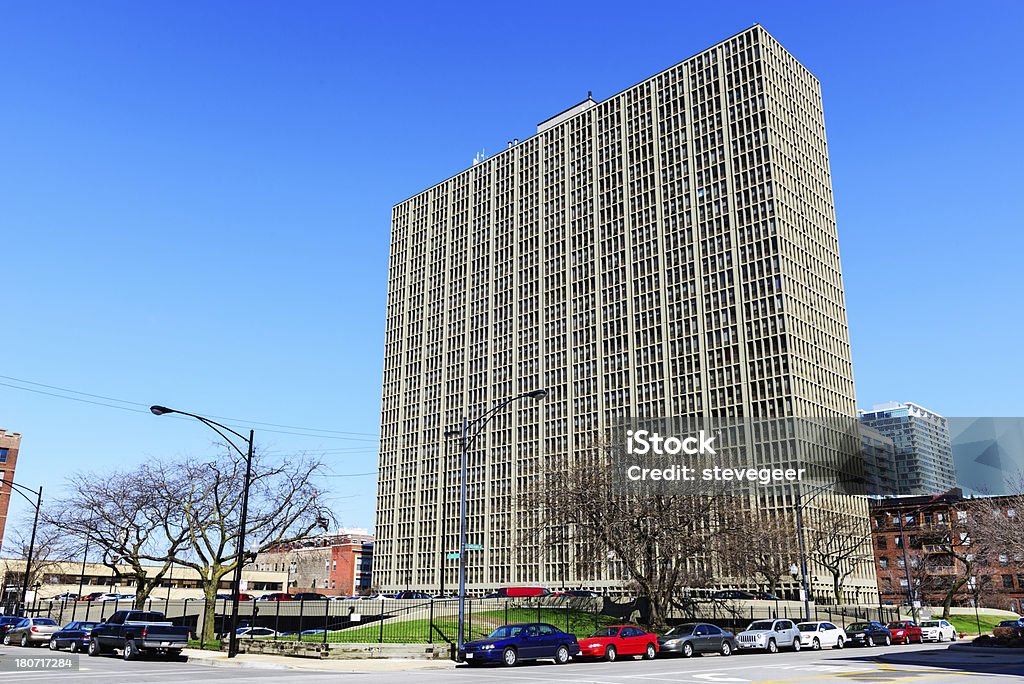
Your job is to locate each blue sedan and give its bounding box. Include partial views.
[463,623,580,666]
[48,621,100,653]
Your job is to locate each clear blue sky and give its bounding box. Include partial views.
[2,1,1022,533]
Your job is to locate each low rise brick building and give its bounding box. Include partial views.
[253,530,373,596]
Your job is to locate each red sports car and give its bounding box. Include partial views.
[577,625,659,661]
[886,620,923,644]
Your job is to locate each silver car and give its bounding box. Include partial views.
[3,617,60,647]
[735,619,802,653]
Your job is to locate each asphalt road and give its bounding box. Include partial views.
[0,642,1021,683]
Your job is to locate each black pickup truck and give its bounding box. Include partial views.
[88,610,191,660]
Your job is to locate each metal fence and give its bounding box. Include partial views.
[12,595,901,648]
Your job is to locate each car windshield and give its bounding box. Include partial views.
[886,623,905,629]
[748,621,775,631]
[487,625,525,639]
[921,621,940,627]
[797,623,819,632]
[33,619,58,626]
[664,624,695,636]
[590,627,619,637]
[847,623,869,631]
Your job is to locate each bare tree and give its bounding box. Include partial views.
[530,443,740,628]
[808,513,874,604]
[718,510,797,597]
[46,466,187,609]
[151,447,334,642]
[1,515,81,600]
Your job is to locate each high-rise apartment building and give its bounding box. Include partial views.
[0,430,23,550]
[377,25,875,599]
[859,402,956,495]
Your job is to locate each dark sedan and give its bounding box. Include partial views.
[0,616,22,637]
[48,621,100,653]
[658,623,737,657]
[845,621,892,647]
[463,623,580,666]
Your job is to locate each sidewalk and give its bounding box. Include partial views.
[878,644,1024,667]
[181,649,457,673]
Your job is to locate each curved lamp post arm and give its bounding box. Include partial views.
[0,478,40,509]
[462,390,547,451]
[149,406,251,458]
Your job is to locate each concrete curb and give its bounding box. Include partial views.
[181,649,458,672]
[948,642,1024,657]
[877,646,1024,667]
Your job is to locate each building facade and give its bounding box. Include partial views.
[253,531,373,596]
[0,430,22,550]
[378,25,874,598]
[861,424,898,497]
[859,402,956,495]
[870,491,1024,614]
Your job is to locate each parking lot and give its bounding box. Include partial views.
[1,641,1022,683]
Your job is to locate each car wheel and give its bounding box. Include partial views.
[866,636,875,647]
[884,635,891,646]
[20,635,28,648]
[88,639,100,657]
[720,641,732,657]
[792,638,801,652]
[124,640,139,661]
[767,639,778,654]
[555,644,570,664]
[605,645,617,662]
[938,632,945,642]
[835,636,845,650]
[70,642,80,653]
[502,647,517,667]
[1,635,8,646]
[644,642,657,660]
[683,641,694,657]
[812,637,821,651]
[951,631,957,642]
[49,639,59,651]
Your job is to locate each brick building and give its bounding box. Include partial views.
[253,530,373,596]
[0,430,23,550]
[870,490,1024,613]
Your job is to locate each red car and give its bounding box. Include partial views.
[886,620,923,644]
[256,592,293,602]
[578,624,659,661]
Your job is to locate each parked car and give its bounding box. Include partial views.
[796,622,845,650]
[735,619,802,653]
[292,592,327,601]
[48,621,100,652]
[658,622,737,657]
[236,626,281,638]
[393,591,432,599]
[362,593,397,600]
[216,593,254,601]
[99,594,133,602]
[80,592,119,602]
[3,617,60,647]
[920,619,957,642]
[88,610,191,660]
[484,587,551,599]
[752,592,781,601]
[0,616,23,637]
[256,593,294,602]
[577,624,658,661]
[886,620,923,644]
[462,622,580,666]
[845,621,892,647]
[45,593,79,602]
[993,619,1024,639]
[712,590,756,600]
[555,590,601,598]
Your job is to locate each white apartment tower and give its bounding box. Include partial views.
[377,25,875,599]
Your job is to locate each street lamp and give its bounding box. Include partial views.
[793,476,865,622]
[0,476,43,610]
[150,404,254,658]
[444,389,547,660]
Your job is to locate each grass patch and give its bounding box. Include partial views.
[947,614,1008,635]
[187,639,222,651]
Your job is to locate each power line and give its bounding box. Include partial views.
[0,374,380,442]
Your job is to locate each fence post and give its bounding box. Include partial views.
[468,598,473,641]
[429,600,434,644]
[565,601,569,634]
[274,598,280,640]
[378,601,384,643]
[324,598,329,646]
[298,599,304,640]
